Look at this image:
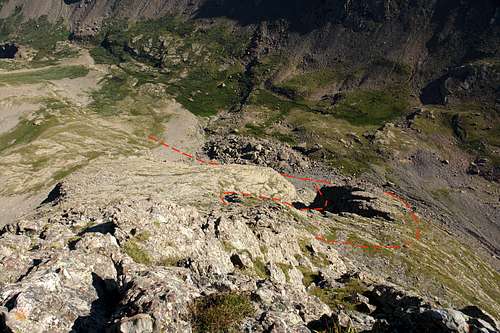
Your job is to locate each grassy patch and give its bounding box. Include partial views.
[0,117,58,153]
[0,6,23,42]
[89,71,134,115]
[135,231,151,242]
[277,263,292,283]
[89,46,120,65]
[166,66,242,117]
[298,266,319,287]
[447,106,500,166]
[15,17,70,55]
[0,65,89,85]
[299,239,329,267]
[346,233,394,257]
[324,228,338,242]
[253,257,270,279]
[310,279,368,311]
[331,88,409,126]
[430,187,452,200]
[1,11,72,63]
[277,69,343,97]
[53,164,85,181]
[242,89,312,141]
[190,292,255,333]
[123,240,152,265]
[327,152,380,177]
[90,16,251,117]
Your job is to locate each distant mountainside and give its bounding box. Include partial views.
[1,0,499,97]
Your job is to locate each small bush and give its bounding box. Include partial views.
[190,292,255,333]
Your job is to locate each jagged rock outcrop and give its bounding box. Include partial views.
[420,62,500,106]
[204,135,311,172]
[0,156,497,332]
[307,186,399,220]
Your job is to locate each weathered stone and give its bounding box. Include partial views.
[115,314,154,333]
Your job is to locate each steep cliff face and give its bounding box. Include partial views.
[1,0,499,92]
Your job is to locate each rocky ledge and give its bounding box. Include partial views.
[0,157,498,333]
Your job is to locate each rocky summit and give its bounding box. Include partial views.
[0,1,499,332]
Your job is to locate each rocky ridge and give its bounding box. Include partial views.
[0,156,498,332]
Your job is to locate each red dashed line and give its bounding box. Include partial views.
[383,191,421,242]
[280,173,333,185]
[148,135,219,166]
[220,189,421,251]
[147,134,422,251]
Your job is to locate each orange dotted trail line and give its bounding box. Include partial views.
[147,135,422,251]
[220,191,294,208]
[280,173,333,185]
[148,135,220,166]
[220,189,421,251]
[383,191,421,241]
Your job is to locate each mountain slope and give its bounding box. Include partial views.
[0,156,499,332]
[0,1,499,332]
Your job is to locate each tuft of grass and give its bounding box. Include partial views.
[324,228,337,242]
[135,231,151,242]
[190,292,255,333]
[221,240,236,252]
[298,266,319,287]
[253,257,270,279]
[123,240,152,265]
[299,239,329,267]
[0,65,89,85]
[277,263,292,283]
